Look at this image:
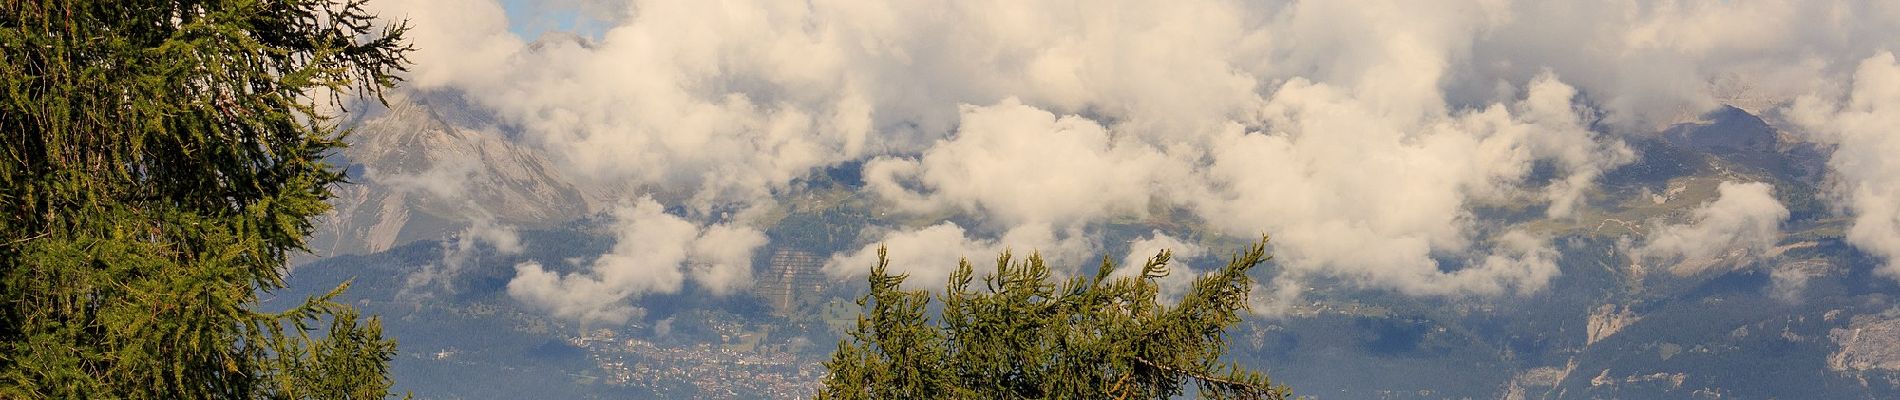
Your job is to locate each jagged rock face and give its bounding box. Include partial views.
[302,91,609,261]
[1588,304,1641,346]
[1831,313,1900,372]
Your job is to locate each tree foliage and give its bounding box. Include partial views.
[0,0,409,397]
[820,237,1291,399]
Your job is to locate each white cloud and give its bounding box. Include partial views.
[353,0,1900,307]
[691,224,770,296]
[1184,74,1616,297]
[839,73,1620,297]
[403,218,524,297]
[1791,52,1900,278]
[505,197,766,324]
[864,98,1167,228]
[1118,232,1208,304]
[823,222,1091,290]
[1633,181,1790,266]
[363,0,523,89]
[1465,0,1896,126]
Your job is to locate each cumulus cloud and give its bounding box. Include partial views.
[412,0,876,213]
[403,218,524,298]
[1466,0,1900,126]
[691,224,771,295]
[799,1,1634,298]
[1183,74,1621,297]
[1791,52,1900,278]
[836,71,1620,297]
[822,222,1092,289]
[1118,232,1208,304]
[506,197,766,324]
[364,0,523,89]
[352,0,1900,311]
[1632,181,1790,269]
[865,98,1168,228]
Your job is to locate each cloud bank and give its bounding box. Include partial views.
[1792,52,1900,278]
[358,0,1900,320]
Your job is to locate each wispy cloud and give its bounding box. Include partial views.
[1630,181,1791,273]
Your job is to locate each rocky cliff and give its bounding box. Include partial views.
[301,90,611,262]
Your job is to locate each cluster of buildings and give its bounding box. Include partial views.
[546,247,842,398]
[567,328,825,398]
[753,248,829,316]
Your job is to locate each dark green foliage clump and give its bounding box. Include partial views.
[1,0,409,398]
[820,237,1291,399]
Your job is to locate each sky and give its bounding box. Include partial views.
[360,0,1900,325]
[498,0,608,40]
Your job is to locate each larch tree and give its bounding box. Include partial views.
[820,236,1292,400]
[1,0,409,398]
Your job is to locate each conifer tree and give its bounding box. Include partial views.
[820,237,1291,399]
[1,0,409,397]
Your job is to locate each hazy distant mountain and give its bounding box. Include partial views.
[302,90,613,262]
[286,104,1900,399]
[1235,105,1897,399]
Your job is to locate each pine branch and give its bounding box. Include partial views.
[1131,355,1282,399]
[0,231,48,248]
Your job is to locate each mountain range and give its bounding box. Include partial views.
[283,90,1900,399]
